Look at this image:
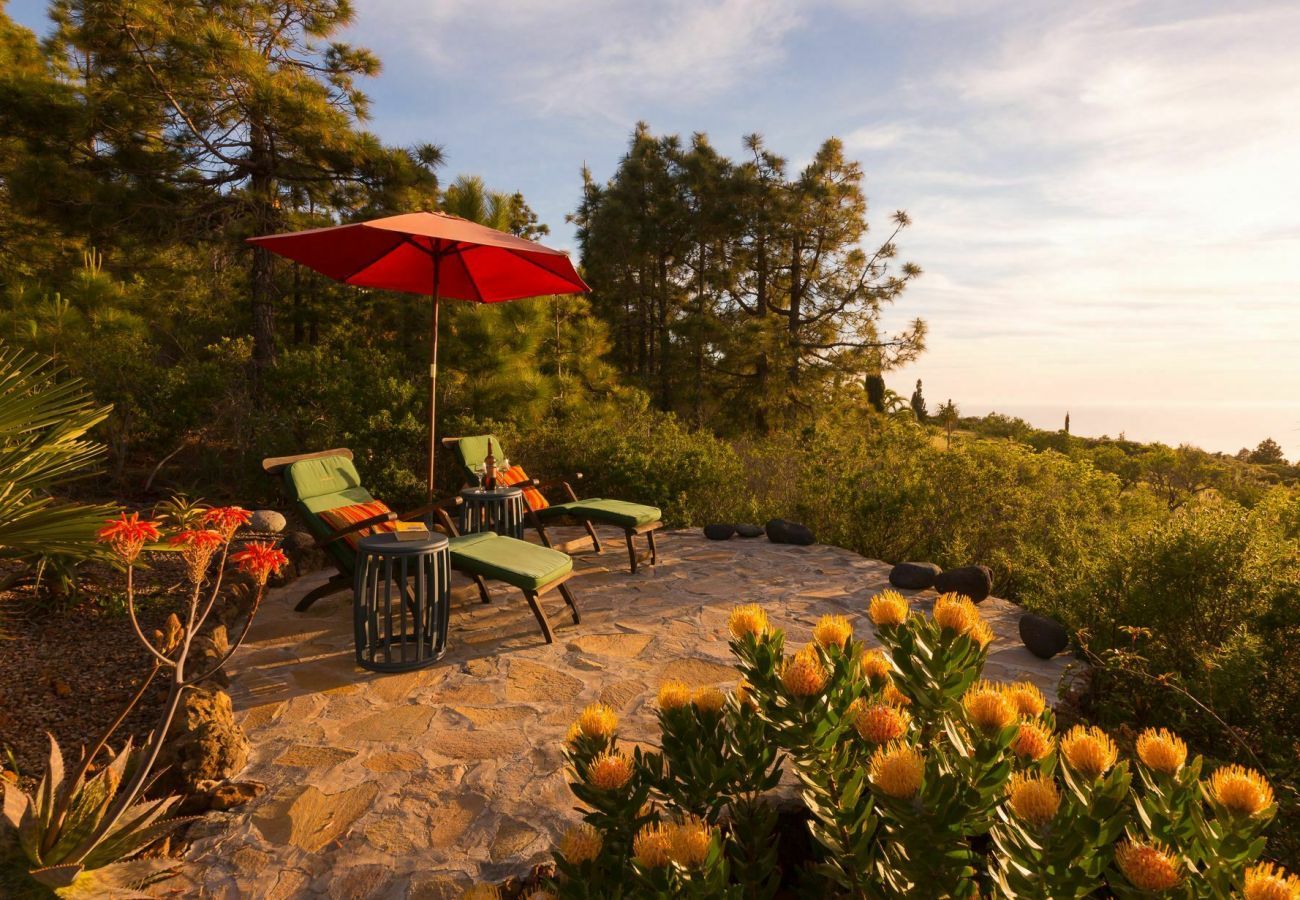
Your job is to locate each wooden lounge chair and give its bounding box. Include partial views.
[262,449,580,642]
[443,434,663,574]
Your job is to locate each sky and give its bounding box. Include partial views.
[9,0,1300,454]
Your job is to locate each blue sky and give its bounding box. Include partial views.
[10,0,1300,450]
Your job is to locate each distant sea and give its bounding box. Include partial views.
[965,403,1300,460]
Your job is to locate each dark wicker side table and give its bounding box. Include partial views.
[459,486,526,539]
[353,531,450,672]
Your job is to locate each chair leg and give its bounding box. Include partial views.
[533,519,555,548]
[583,519,602,553]
[473,575,491,604]
[648,528,658,566]
[523,590,555,643]
[558,582,580,625]
[626,530,638,574]
[295,574,350,612]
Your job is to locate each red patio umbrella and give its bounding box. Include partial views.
[247,211,589,500]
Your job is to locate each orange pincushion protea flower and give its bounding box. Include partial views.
[932,593,979,634]
[668,816,713,867]
[860,649,892,683]
[633,822,673,867]
[1209,765,1275,817]
[1115,841,1183,892]
[1007,772,1060,826]
[230,540,288,585]
[968,618,994,649]
[868,590,909,627]
[869,741,924,799]
[558,823,602,863]
[1060,725,1118,779]
[1243,862,1300,900]
[96,512,162,563]
[569,703,618,742]
[962,681,1017,734]
[782,645,828,697]
[1136,728,1187,776]
[813,614,853,648]
[586,750,634,791]
[728,603,769,639]
[853,702,911,744]
[1004,682,1046,718]
[882,682,912,707]
[692,686,726,714]
[1011,721,1054,761]
[203,505,253,539]
[657,680,692,711]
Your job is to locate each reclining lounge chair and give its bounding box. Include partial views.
[262,449,580,643]
[444,434,663,573]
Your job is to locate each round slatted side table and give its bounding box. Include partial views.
[353,531,450,672]
[459,486,526,539]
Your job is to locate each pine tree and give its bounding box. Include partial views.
[865,373,887,413]
[910,379,928,422]
[938,398,959,449]
[1064,411,1070,434]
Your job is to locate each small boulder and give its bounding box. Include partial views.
[765,519,815,546]
[703,524,736,541]
[735,524,764,538]
[156,688,250,796]
[889,562,942,590]
[283,531,325,575]
[1019,613,1069,659]
[934,565,994,603]
[209,780,266,811]
[249,509,287,534]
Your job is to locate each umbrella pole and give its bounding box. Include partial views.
[428,254,441,503]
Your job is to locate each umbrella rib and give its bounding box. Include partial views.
[343,237,406,283]
[453,247,486,303]
[506,249,585,292]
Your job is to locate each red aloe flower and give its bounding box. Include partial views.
[231,541,289,586]
[96,513,163,563]
[167,529,225,551]
[203,506,253,539]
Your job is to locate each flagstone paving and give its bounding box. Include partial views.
[180,529,1076,899]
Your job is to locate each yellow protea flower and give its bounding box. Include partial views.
[1011,721,1054,761]
[1209,765,1275,817]
[569,703,618,742]
[782,644,829,697]
[932,593,979,634]
[814,614,853,648]
[728,603,769,639]
[633,822,673,868]
[969,618,994,649]
[1136,728,1187,776]
[882,682,912,707]
[861,649,892,682]
[869,741,924,799]
[1115,841,1183,892]
[963,681,1017,734]
[657,680,693,711]
[869,590,909,627]
[853,702,911,744]
[1005,682,1046,718]
[1007,772,1060,826]
[1060,725,1118,779]
[1243,862,1300,900]
[586,750,635,791]
[668,817,713,867]
[558,822,603,863]
[461,886,501,900]
[692,686,726,714]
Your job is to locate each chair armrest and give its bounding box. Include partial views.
[316,511,397,547]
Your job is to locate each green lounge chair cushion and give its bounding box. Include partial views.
[545,498,661,529]
[283,455,377,572]
[449,534,572,592]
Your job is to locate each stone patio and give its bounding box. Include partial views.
[180,529,1073,899]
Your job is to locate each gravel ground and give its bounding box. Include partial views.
[0,559,192,790]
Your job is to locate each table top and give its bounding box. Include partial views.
[356,530,449,554]
[459,486,523,500]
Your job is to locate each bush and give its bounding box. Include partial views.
[485,595,1292,898]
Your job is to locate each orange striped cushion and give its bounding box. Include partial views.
[497,465,548,511]
[317,500,397,550]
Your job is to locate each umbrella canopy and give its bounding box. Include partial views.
[247,211,590,499]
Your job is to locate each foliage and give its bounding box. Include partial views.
[0,343,114,576]
[514,596,1288,898]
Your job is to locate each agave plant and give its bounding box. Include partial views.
[2,737,190,896]
[0,343,115,563]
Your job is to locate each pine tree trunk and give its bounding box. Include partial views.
[249,122,277,374]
